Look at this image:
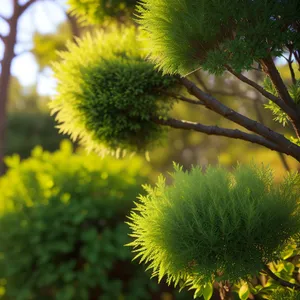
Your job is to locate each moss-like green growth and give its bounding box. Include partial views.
[137,0,300,75]
[68,0,137,24]
[127,164,300,298]
[50,27,176,155]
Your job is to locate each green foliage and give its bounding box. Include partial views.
[264,101,289,127]
[68,0,137,24]
[32,23,71,70]
[6,112,68,159]
[127,164,300,298]
[289,80,300,105]
[0,142,163,299]
[137,0,300,75]
[50,26,176,155]
[264,78,300,127]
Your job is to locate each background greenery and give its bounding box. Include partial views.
[0,142,192,299]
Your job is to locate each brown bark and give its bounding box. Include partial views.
[261,57,300,139]
[179,77,300,162]
[0,4,19,175]
[154,117,290,156]
[66,13,81,39]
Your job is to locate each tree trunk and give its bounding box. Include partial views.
[0,8,19,175]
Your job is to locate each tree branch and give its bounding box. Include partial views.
[162,91,204,105]
[154,117,291,155]
[19,0,38,16]
[179,77,300,161]
[225,65,295,118]
[253,98,290,171]
[284,52,297,85]
[193,72,257,101]
[263,264,300,291]
[0,15,8,23]
[0,34,5,43]
[293,50,300,71]
[260,57,296,109]
[261,56,300,138]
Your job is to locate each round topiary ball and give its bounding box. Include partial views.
[50,27,176,155]
[68,0,137,24]
[127,164,300,298]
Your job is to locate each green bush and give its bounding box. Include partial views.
[50,26,176,155]
[6,112,68,159]
[128,164,300,298]
[0,142,191,299]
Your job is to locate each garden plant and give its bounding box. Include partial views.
[0,142,192,299]
[4,0,300,299]
[48,0,300,299]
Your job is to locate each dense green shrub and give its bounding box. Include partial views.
[137,0,300,75]
[0,142,191,299]
[128,164,300,298]
[50,26,176,155]
[68,0,137,23]
[6,112,67,159]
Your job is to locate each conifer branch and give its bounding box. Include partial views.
[263,265,300,291]
[154,117,292,156]
[225,65,295,118]
[260,56,300,138]
[179,77,300,161]
[260,57,296,109]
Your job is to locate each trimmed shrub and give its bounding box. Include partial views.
[0,142,190,299]
[50,26,176,156]
[128,164,300,298]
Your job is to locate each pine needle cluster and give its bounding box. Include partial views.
[127,164,300,297]
[68,0,137,24]
[50,27,176,155]
[137,0,300,75]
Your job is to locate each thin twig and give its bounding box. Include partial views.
[261,56,300,139]
[19,0,38,15]
[192,71,257,101]
[253,99,290,172]
[154,117,291,155]
[193,72,209,92]
[283,53,297,85]
[0,15,8,23]
[263,264,300,291]
[225,65,295,119]
[293,50,300,71]
[179,77,300,161]
[162,91,204,105]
